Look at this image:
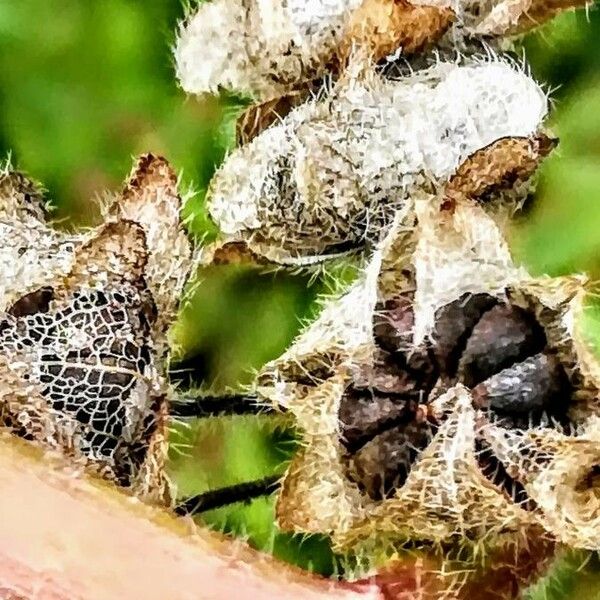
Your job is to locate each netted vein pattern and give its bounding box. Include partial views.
[0,285,159,486]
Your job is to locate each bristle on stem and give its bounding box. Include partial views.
[170,394,275,419]
[175,475,281,515]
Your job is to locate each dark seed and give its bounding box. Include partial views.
[373,297,414,355]
[458,304,546,388]
[471,352,569,419]
[8,287,55,317]
[338,387,418,453]
[432,292,498,376]
[348,421,433,501]
[373,298,438,388]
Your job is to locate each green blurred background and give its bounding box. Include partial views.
[1,1,599,595]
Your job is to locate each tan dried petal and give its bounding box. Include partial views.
[109,153,193,344]
[444,134,558,208]
[340,0,455,64]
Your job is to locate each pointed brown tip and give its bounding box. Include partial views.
[535,134,559,157]
[123,153,178,200]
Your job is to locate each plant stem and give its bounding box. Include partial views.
[170,394,275,418]
[175,475,281,515]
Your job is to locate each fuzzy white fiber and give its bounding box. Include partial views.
[207,57,548,262]
[174,0,574,100]
[175,0,362,99]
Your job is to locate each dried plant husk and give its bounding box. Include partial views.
[0,167,78,313]
[449,0,590,36]
[0,155,193,504]
[208,56,549,265]
[175,0,455,102]
[174,0,587,102]
[257,191,600,556]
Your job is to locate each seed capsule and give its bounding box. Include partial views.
[176,0,455,101]
[337,287,578,505]
[175,0,583,101]
[207,60,548,263]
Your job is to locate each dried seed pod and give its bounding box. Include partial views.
[175,0,581,101]
[0,221,167,494]
[337,289,570,504]
[175,0,360,100]
[109,154,193,349]
[208,59,548,263]
[266,199,600,555]
[175,0,456,102]
[0,155,193,504]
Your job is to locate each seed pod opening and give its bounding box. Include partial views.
[263,198,600,553]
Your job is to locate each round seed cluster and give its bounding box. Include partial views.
[339,292,572,501]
